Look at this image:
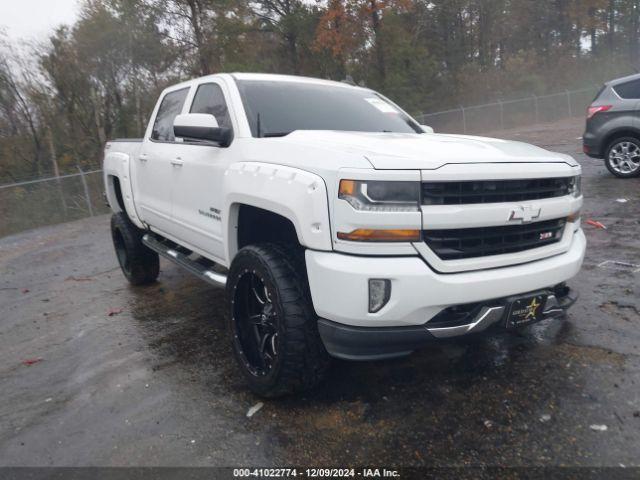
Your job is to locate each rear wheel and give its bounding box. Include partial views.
[605,137,640,178]
[110,212,159,285]
[226,244,329,397]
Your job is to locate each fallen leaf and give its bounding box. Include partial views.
[107,308,123,317]
[586,219,607,230]
[246,402,264,418]
[22,358,42,366]
[590,424,608,432]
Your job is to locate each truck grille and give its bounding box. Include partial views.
[423,218,566,260]
[422,178,573,205]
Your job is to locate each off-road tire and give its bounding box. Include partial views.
[604,136,640,178]
[110,212,160,285]
[226,243,329,397]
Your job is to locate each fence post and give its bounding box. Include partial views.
[566,89,572,117]
[47,127,68,218]
[460,106,467,134]
[498,100,504,130]
[77,165,94,217]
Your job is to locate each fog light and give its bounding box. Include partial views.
[369,279,391,313]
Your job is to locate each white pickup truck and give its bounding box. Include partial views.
[104,73,586,396]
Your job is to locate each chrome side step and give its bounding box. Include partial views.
[142,234,227,287]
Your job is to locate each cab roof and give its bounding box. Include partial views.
[230,72,359,89]
[165,72,363,93]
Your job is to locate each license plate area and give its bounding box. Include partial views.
[506,293,548,328]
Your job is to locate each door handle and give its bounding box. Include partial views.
[171,158,184,167]
[139,153,149,162]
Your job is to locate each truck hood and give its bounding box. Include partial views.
[277,130,578,169]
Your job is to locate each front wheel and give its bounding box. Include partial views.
[605,137,640,178]
[226,244,329,397]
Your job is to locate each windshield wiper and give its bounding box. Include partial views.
[262,132,292,137]
[257,112,262,138]
[255,113,289,137]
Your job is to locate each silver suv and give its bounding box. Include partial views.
[583,73,640,178]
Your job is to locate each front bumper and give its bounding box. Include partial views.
[306,229,586,359]
[318,286,577,360]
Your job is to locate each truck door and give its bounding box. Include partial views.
[169,81,235,264]
[134,87,190,235]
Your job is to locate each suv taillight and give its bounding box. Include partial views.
[587,105,612,119]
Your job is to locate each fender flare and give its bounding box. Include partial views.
[103,151,144,229]
[223,162,332,262]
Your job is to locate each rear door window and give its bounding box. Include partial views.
[190,83,232,130]
[613,79,640,99]
[151,88,189,142]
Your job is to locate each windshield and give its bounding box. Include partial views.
[236,80,422,137]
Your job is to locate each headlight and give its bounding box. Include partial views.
[568,175,581,197]
[338,179,420,212]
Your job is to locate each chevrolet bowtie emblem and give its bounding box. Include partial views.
[509,205,541,223]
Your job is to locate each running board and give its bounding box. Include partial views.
[142,234,227,287]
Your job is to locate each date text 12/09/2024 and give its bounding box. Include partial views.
[233,468,400,478]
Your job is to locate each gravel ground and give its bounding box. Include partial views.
[0,118,639,467]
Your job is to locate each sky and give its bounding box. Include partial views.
[0,0,79,42]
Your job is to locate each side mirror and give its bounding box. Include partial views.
[174,113,232,147]
[420,124,434,134]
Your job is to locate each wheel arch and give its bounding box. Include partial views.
[223,163,332,263]
[106,175,126,214]
[602,128,640,152]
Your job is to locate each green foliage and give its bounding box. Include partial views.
[1,0,640,183]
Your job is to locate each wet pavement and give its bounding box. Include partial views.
[0,119,639,467]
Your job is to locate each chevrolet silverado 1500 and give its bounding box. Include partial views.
[104,73,586,396]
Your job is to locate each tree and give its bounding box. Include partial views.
[3,0,640,185]
[251,0,311,73]
[0,39,47,179]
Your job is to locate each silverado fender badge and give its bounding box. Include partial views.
[509,205,541,223]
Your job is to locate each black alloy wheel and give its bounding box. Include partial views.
[226,244,329,397]
[231,271,280,377]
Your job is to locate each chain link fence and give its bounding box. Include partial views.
[0,168,109,238]
[0,86,598,238]
[418,86,597,134]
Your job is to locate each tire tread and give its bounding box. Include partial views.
[110,213,160,285]
[226,243,329,397]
